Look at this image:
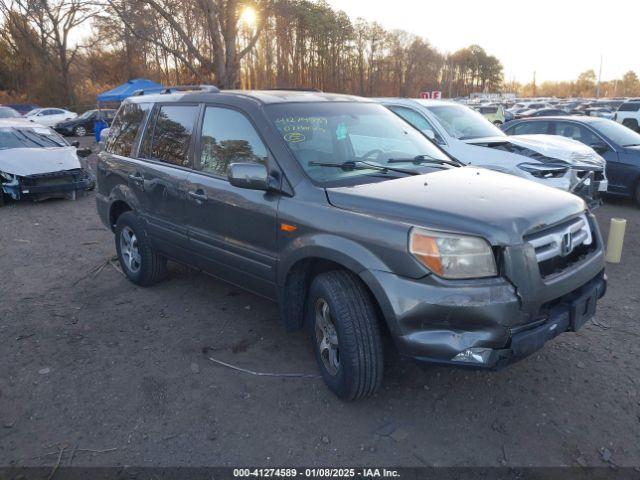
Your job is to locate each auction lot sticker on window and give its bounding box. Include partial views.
[275,116,329,144]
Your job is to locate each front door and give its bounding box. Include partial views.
[185,105,279,299]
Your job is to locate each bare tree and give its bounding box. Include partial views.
[0,0,95,104]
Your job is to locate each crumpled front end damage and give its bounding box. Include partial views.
[1,168,94,202]
[0,146,95,203]
[467,135,607,207]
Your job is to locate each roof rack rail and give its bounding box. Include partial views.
[131,89,146,96]
[262,87,322,92]
[161,84,220,94]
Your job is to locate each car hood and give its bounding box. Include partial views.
[326,167,585,245]
[0,147,81,176]
[464,134,605,168]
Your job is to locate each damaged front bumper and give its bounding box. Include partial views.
[361,220,607,369]
[1,168,95,202]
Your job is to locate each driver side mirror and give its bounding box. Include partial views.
[590,142,608,154]
[70,140,80,148]
[228,163,272,191]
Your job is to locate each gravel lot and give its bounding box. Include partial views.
[1,137,639,468]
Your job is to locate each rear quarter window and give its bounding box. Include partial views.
[106,103,151,157]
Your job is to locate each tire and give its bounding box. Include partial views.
[74,125,87,137]
[114,211,167,286]
[306,270,384,401]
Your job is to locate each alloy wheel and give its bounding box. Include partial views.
[315,298,340,376]
[119,226,142,274]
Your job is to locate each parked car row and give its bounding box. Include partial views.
[471,97,640,133]
[0,103,116,136]
[93,87,607,400]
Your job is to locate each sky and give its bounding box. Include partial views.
[325,0,639,84]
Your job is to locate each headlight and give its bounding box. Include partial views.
[518,162,568,178]
[409,228,497,279]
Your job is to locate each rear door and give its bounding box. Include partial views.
[184,105,279,298]
[136,103,201,256]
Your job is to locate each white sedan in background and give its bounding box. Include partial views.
[25,108,77,127]
[378,98,607,206]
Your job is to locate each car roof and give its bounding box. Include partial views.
[0,118,53,128]
[509,115,605,124]
[126,89,371,106]
[375,98,461,108]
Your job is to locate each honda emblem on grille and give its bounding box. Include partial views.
[561,231,573,256]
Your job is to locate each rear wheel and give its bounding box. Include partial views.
[74,125,87,137]
[307,270,384,401]
[115,211,167,286]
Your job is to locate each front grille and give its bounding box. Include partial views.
[577,169,605,181]
[21,169,86,187]
[525,214,597,277]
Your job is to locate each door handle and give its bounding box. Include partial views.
[188,190,208,203]
[128,173,144,186]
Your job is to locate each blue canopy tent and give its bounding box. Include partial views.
[96,78,164,103]
[94,78,164,140]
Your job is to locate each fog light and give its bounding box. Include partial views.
[452,347,493,364]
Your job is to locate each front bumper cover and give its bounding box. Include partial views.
[410,271,606,369]
[2,168,94,201]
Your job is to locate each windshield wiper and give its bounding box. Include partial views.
[387,154,462,167]
[623,143,640,147]
[309,160,419,176]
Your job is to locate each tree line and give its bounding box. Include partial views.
[2,0,638,109]
[0,0,507,107]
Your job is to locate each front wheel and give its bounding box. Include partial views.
[74,125,87,137]
[307,270,384,401]
[115,211,167,286]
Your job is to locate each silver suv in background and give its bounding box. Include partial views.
[378,98,607,206]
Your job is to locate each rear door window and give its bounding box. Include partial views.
[552,122,600,145]
[197,107,268,177]
[142,105,199,167]
[509,121,550,135]
[106,102,151,157]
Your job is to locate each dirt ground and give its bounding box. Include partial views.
[1,137,639,468]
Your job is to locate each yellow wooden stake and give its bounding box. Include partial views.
[605,218,627,263]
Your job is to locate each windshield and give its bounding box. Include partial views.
[0,126,68,149]
[266,102,452,186]
[79,110,95,120]
[592,120,640,147]
[420,103,505,140]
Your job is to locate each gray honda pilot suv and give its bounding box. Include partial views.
[96,87,607,400]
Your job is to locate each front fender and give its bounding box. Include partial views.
[277,233,392,286]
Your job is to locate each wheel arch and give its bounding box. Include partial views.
[106,184,142,231]
[277,242,391,335]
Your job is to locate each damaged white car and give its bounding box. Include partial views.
[379,99,607,206]
[0,119,94,206]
